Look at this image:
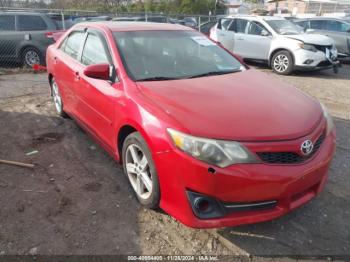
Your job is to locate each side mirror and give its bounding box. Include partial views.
[261,29,269,36]
[84,63,111,80]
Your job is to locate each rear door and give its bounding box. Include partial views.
[54,30,86,115]
[215,18,235,51]
[74,29,118,149]
[231,19,249,57]
[234,20,272,60]
[0,15,17,61]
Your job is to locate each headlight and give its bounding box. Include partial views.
[167,128,260,168]
[298,42,318,52]
[320,103,334,135]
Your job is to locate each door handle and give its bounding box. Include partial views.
[237,37,244,40]
[74,71,80,81]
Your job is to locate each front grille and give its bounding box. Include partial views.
[314,45,332,53]
[317,60,332,67]
[257,133,326,164]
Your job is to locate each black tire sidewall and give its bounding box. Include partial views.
[271,51,294,75]
[122,132,160,209]
[22,47,43,67]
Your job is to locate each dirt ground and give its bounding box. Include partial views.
[0,64,349,259]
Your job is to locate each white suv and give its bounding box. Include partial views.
[210,15,339,75]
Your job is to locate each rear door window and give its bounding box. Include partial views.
[81,33,110,66]
[62,31,85,60]
[218,18,233,30]
[0,15,15,31]
[18,15,47,31]
[310,20,326,30]
[236,19,248,33]
[227,19,236,32]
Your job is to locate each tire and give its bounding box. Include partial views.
[21,47,44,68]
[271,50,294,75]
[50,78,68,118]
[122,132,160,209]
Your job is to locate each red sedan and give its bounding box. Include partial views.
[46,22,336,228]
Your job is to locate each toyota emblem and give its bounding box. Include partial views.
[301,140,314,156]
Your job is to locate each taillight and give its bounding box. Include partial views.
[45,32,54,38]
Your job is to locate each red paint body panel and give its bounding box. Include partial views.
[46,22,336,228]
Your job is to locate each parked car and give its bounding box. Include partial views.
[293,17,350,57]
[198,20,217,36]
[46,22,336,228]
[0,12,60,67]
[183,17,198,28]
[210,15,339,75]
[113,16,167,23]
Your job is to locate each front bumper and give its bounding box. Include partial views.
[154,129,336,228]
[293,48,339,71]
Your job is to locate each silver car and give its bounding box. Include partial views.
[294,17,350,57]
[210,15,339,75]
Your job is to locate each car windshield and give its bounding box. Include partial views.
[266,19,303,35]
[113,31,243,81]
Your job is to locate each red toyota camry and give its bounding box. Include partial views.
[46,22,336,228]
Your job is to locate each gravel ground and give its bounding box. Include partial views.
[0,64,349,259]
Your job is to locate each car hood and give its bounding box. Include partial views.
[137,69,323,141]
[285,33,333,46]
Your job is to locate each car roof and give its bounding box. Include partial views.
[0,11,46,16]
[78,21,193,32]
[297,17,347,21]
[221,15,285,21]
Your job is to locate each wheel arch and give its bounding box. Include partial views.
[117,124,138,163]
[48,73,54,96]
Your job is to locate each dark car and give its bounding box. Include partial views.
[198,20,217,35]
[0,12,60,67]
[293,17,350,57]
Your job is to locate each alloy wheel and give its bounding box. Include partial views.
[125,144,153,200]
[273,54,289,73]
[52,81,63,114]
[24,50,40,67]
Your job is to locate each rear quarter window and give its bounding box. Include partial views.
[18,15,48,31]
[0,15,15,31]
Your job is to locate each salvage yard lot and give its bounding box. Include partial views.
[0,64,349,257]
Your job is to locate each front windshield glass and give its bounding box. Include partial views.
[265,19,303,35]
[113,31,243,81]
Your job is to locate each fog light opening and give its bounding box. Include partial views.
[304,59,314,65]
[194,198,211,213]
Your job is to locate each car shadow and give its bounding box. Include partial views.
[217,118,350,256]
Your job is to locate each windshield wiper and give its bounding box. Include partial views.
[136,76,181,82]
[187,69,241,79]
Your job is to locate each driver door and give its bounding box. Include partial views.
[233,20,272,60]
